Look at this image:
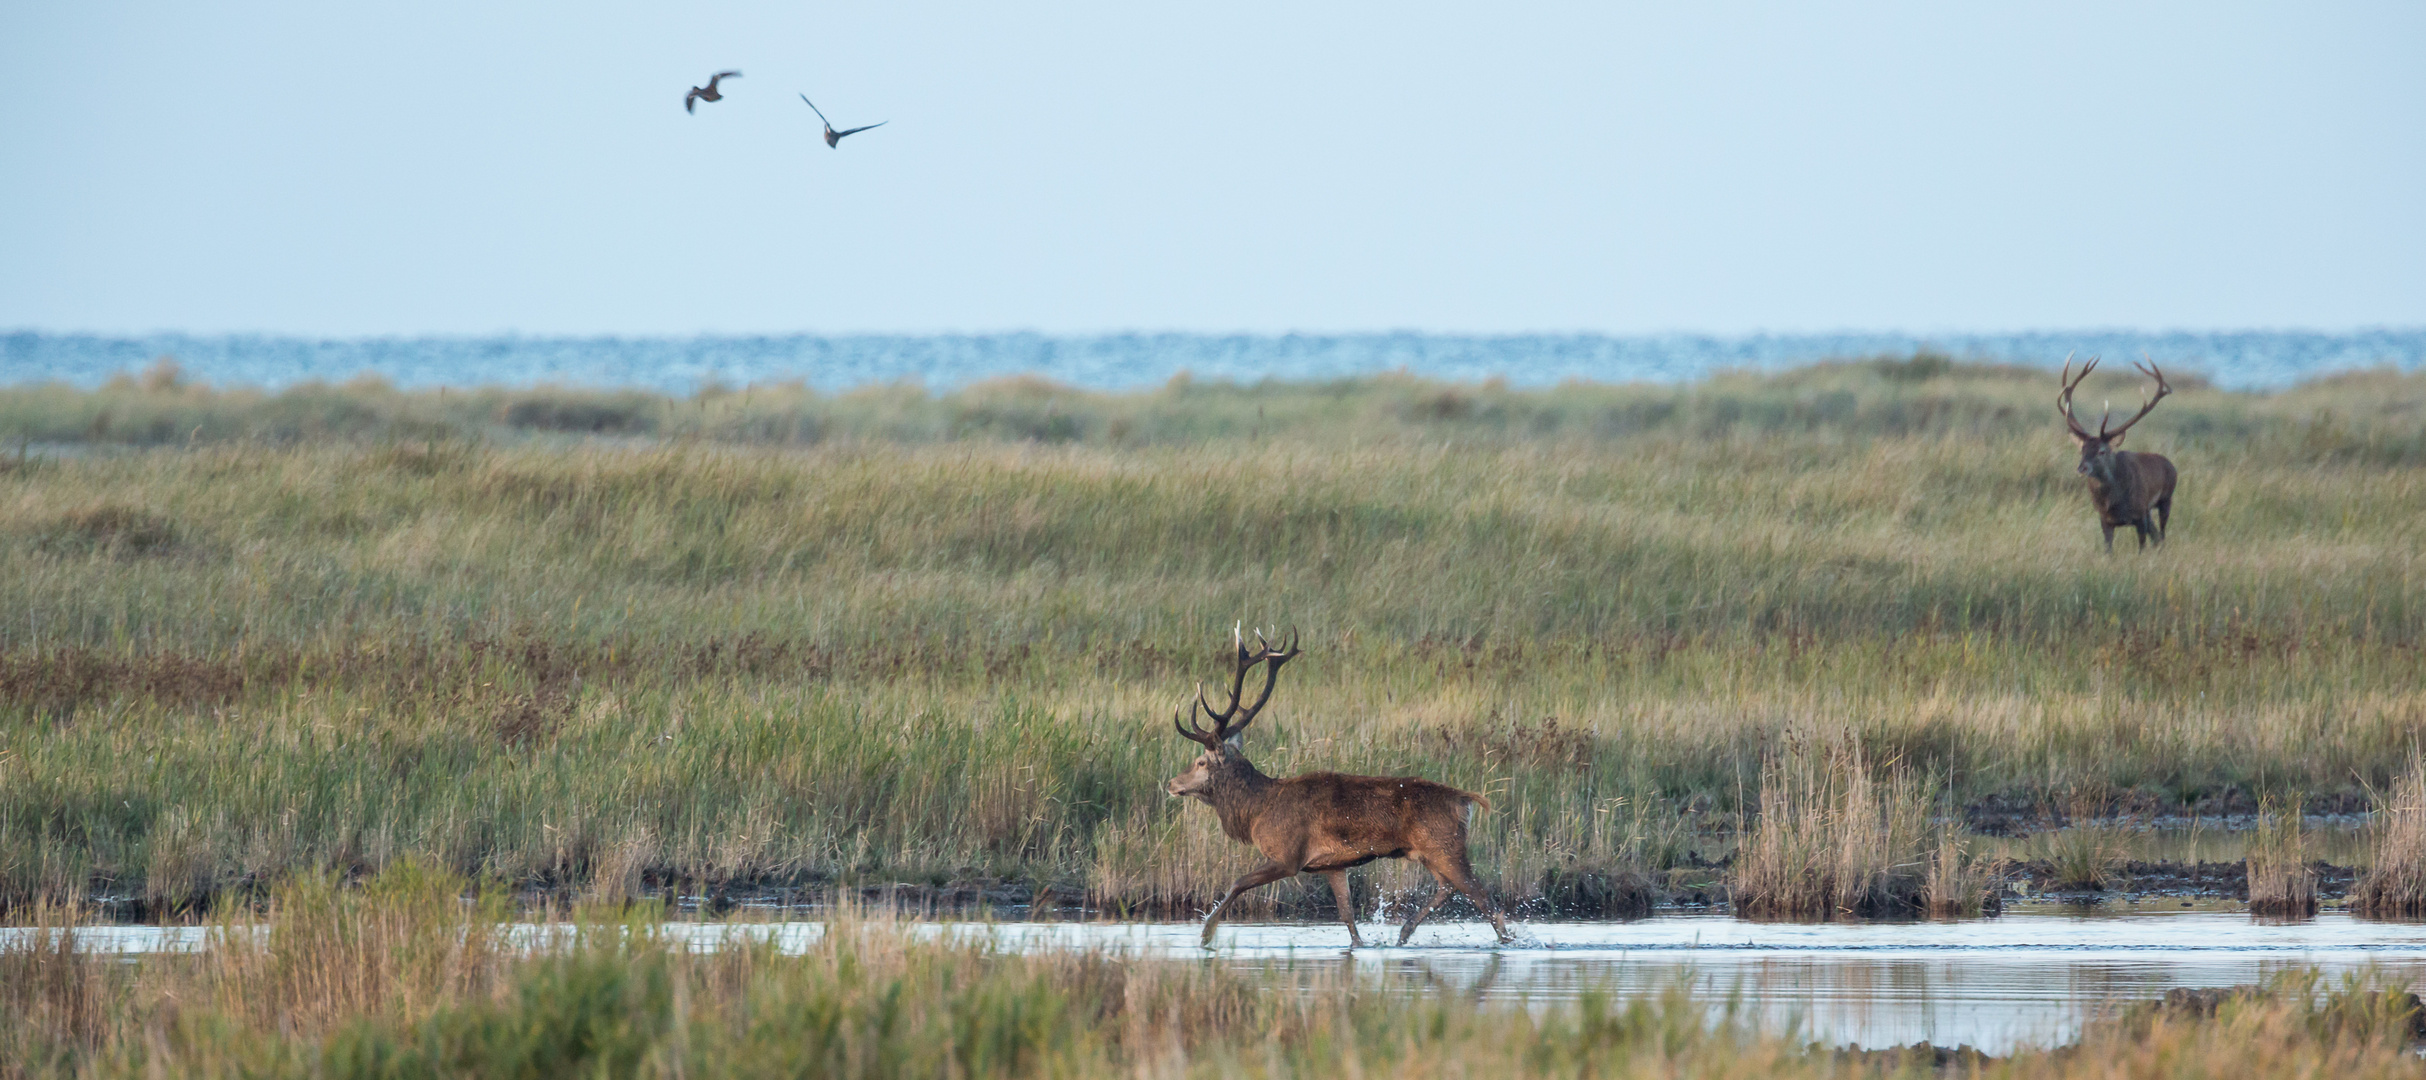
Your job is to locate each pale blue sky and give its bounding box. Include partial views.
[3,2,2420,336]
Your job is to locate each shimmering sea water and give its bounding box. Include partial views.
[6,329,2422,393]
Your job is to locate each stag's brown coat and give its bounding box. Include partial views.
[2059,356,2179,552]
[1167,630,1512,947]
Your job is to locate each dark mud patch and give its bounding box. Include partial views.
[1964,791,2373,838]
[1995,859,2360,903]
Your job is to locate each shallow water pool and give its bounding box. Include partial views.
[17,911,2426,1053]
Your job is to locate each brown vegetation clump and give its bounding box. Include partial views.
[2247,797,2319,918]
[1732,730,1932,919]
[1923,826,1996,918]
[2352,755,2426,919]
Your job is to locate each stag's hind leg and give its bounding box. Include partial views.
[2154,495,2172,544]
[1199,860,1295,947]
[1414,849,1513,945]
[1322,870,1363,948]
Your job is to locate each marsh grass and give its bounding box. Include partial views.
[1924,823,1996,918]
[2027,822,2135,893]
[2,361,2424,909]
[2353,755,2426,919]
[2248,797,2320,918]
[1731,730,1933,918]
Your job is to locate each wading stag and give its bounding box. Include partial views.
[2058,354,2178,552]
[1167,628,1512,948]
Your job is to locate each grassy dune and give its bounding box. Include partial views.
[1,358,2422,912]
[7,864,2426,1079]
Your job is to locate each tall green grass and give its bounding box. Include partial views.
[2,360,2422,910]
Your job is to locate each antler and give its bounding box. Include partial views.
[2099,354,2173,438]
[2056,352,2099,439]
[1173,625,1300,749]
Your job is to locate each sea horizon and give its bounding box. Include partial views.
[7,327,2423,395]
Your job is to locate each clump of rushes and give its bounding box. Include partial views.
[1924,824,1997,918]
[2247,796,2318,918]
[1731,730,1933,919]
[2352,754,2426,919]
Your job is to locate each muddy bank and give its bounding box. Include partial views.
[1962,792,2373,837]
[1997,859,2361,903]
[64,854,2371,923]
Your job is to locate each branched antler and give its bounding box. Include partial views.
[2057,352,2099,439]
[2060,352,2173,441]
[2101,355,2172,439]
[1174,625,1300,749]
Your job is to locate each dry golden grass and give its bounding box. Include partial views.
[2248,797,2320,917]
[1732,729,1934,918]
[2354,755,2426,918]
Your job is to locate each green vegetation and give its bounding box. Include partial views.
[7,863,2426,1079]
[1,357,2422,911]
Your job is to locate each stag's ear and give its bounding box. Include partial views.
[2108,431,2125,447]
[1223,731,1245,752]
[2069,429,2093,445]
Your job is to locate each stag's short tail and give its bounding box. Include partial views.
[1460,789,1494,821]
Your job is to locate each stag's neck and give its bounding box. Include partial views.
[2085,460,2138,510]
[1203,755,1280,842]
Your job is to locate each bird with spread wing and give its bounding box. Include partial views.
[799,94,887,147]
[684,71,741,113]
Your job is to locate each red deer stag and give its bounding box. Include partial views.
[1167,628,1512,948]
[2058,354,2178,552]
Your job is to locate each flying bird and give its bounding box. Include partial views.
[798,94,887,147]
[684,71,741,113]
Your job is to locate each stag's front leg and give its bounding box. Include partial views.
[1418,851,1515,945]
[1200,860,1296,947]
[2101,523,2116,553]
[1322,870,1363,948]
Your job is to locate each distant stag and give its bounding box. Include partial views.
[1167,628,1512,947]
[2058,355,2178,552]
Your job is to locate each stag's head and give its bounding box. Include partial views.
[2058,354,2172,482]
[1167,626,1298,801]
